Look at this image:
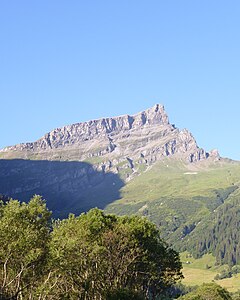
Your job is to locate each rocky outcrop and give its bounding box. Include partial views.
[0,104,218,181]
[2,104,169,152]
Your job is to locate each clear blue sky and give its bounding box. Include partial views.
[1,1,240,160]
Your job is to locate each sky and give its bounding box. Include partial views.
[0,1,240,160]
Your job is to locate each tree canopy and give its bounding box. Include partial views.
[186,199,240,266]
[179,283,232,300]
[0,195,51,299]
[0,196,182,299]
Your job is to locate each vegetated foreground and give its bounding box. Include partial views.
[0,195,183,300]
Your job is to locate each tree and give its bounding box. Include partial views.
[41,209,182,299]
[0,198,182,299]
[0,195,51,299]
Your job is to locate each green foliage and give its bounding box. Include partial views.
[186,197,240,266]
[42,209,183,299]
[105,288,144,300]
[0,197,182,299]
[0,195,51,299]
[215,268,233,280]
[232,265,240,275]
[213,265,240,281]
[180,283,232,300]
[161,282,198,299]
[232,291,240,300]
[106,160,240,258]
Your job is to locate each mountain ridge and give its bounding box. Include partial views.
[1,104,169,151]
[0,104,219,167]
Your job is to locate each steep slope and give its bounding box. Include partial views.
[105,159,240,245]
[0,159,124,217]
[0,104,213,166]
[184,188,240,266]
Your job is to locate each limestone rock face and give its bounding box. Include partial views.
[0,104,219,215]
[2,104,169,152]
[0,104,217,167]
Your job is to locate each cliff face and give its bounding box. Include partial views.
[0,104,219,215]
[2,104,169,151]
[0,104,215,165]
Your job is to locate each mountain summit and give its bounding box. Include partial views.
[0,104,217,165]
[1,104,169,152]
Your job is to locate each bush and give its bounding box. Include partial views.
[106,288,144,300]
[180,283,232,300]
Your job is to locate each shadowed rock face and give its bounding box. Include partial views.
[0,104,220,215]
[0,159,124,217]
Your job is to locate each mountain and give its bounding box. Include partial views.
[0,104,215,164]
[0,104,218,214]
[1,104,240,263]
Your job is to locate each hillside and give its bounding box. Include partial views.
[105,159,240,250]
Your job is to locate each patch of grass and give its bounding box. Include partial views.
[136,164,147,173]
[83,156,106,164]
[119,161,240,203]
[181,252,216,270]
[219,274,240,293]
[181,267,217,286]
[181,253,240,293]
[182,265,240,294]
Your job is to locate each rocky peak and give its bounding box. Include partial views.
[132,104,169,127]
[145,104,169,124]
[209,149,220,160]
[0,104,218,169]
[1,104,170,152]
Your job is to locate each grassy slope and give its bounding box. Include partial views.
[181,252,240,293]
[109,158,240,206]
[106,158,240,243]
